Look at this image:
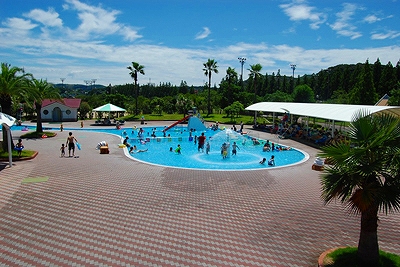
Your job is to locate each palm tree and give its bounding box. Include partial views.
[0,63,32,115]
[30,79,62,133]
[0,63,32,151]
[248,63,262,124]
[127,62,145,115]
[319,111,400,267]
[203,59,218,115]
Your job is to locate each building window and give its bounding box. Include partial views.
[66,109,71,115]
[43,110,49,115]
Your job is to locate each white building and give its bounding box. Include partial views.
[41,98,81,122]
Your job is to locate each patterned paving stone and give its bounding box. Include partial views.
[0,121,399,266]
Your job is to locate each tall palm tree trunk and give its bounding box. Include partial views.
[135,81,138,115]
[207,73,211,115]
[357,205,379,267]
[253,77,258,125]
[35,104,43,133]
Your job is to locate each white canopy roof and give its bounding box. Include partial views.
[0,112,16,126]
[93,103,126,112]
[246,102,400,122]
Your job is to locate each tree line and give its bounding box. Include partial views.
[2,58,400,123]
[77,58,400,119]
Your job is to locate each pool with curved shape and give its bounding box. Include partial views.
[11,125,308,171]
[120,126,308,171]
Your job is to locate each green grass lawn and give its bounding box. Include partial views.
[20,131,57,139]
[115,112,342,129]
[120,113,257,125]
[324,247,400,267]
[0,148,36,159]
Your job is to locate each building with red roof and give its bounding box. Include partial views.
[41,98,81,122]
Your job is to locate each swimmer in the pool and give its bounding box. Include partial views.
[129,145,148,153]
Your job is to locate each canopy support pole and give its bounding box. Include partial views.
[7,128,12,167]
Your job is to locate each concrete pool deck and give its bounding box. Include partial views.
[0,120,399,266]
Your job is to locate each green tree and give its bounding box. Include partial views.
[349,60,377,105]
[269,72,276,94]
[379,62,396,97]
[0,63,33,151]
[328,89,350,104]
[373,58,383,96]
[127,62,145,115]
[79,102,91,119]
[176,94,192,117]
[248,63,262,124]
[224,101,244,121]
[264,91,292,102]
[220,67,239,108]
[388,82,400,106]
[150,97,165,115]
[0,63,33,115]
[179,80,189,94]
[319,111,400,267]
[30,79,62,133]
[262,72,269,95]
[203,59,218,115]
[292,84,315,103]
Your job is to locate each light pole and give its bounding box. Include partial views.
[238,57,246,90]
[290,64,296,78]
[91,79,97,90]
[60,78,65,89]
[290,64,296,92]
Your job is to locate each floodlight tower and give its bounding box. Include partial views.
[91,79,97,90]
[290,64,297,78]
[238,57,246,90]
[60,78,66,89]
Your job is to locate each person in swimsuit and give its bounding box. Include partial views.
[232,142,239,155]
[14,138,24,157]
[66,132,78,157]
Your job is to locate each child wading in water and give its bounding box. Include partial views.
[231,142,239,156]
[175,144,182,154]
[268,155,275,166]
[206,142,210,154]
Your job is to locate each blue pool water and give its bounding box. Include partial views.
[11,124,308,171]
[117,125,307,171]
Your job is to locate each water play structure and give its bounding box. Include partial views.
[164,114,207,132]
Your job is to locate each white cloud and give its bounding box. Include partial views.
[3,25,399,87]
[279,0,326,30]
[371,30,400,40]
[363,14,381,24]
[64,0,141,41]
[364,13,393,24]
[1,1,399,87]
[329,3,362,39]
[23,8,63,27]
[195,27,211,40]
[119,26,143,42]
[2,18,37,31]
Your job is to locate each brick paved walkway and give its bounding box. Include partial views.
[0,121,399,266]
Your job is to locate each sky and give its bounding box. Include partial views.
[1,0,400,87]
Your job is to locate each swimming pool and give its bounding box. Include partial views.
[11,124,308,171]
[120,126,308,171]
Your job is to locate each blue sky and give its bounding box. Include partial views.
[1,0,399,87]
